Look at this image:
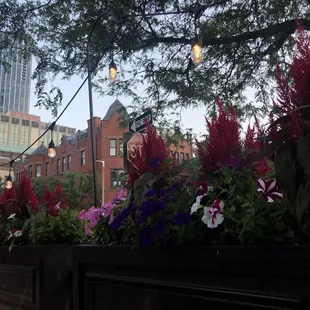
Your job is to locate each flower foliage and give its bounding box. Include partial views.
[196,99,269,177]
[0,172,82,246]
[43,183,68,216]
[127,123,174,188]
[0,171,38,218]
[258,21,310,238]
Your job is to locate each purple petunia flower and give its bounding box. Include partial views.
[150,156,162,168]
[257,179,283,202]
[110,207,131,230]
[138,200,165,223]
[145,189,157,197]
[154,217,165,237]
[139,227,153,248]
[172,212,191,226]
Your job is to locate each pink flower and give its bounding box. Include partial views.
[201,198,224,228]
[84,223,92,236]
[257,179,283,202]
[78,206,100,227]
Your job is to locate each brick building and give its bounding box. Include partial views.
[14,100,193,204]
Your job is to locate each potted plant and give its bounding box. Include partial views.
[0,172,84,310]
[74,118,308,309]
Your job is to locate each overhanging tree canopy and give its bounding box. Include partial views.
[1,0,309,121]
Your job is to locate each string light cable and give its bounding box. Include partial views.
[0,1,222,171]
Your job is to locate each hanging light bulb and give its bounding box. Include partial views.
[5,175,13,189]
[48,140,56,158]
[48,121,56,158]
[191,37,203,64]
[109,60,117,82]
[5,160,14,189]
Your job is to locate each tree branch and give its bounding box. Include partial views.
[141,18,310,48]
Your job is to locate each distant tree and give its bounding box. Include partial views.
[1,0,309,121]
[32,171,101,209]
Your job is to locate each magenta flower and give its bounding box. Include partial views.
[257,179,283,202]
[78,207,100,227]
[84,223,92,236]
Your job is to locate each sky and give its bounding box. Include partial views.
[29,60,256,137]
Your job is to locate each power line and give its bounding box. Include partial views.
[0,2,219,171]
[0,23,123,169]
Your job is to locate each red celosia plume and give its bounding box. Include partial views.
[127,123,173,188]
[196,99,241,171]
[44,182,68,216]
[271,20,310,141]
[0,171,38,215]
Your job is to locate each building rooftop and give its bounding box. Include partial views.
[0,144,35,155]
[30,142,47,156]
[102,99,125,121]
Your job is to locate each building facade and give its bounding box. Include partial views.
[14,100,193,204]
[0,36,32,114]
[0,110,76,148]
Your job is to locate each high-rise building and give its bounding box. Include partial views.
[0,110,76,149]
[0,36,32,114]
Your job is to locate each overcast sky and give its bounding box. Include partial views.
[29,60,256,137]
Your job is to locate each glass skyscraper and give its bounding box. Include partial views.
[0,37,31,114]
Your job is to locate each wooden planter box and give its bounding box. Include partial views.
[0,245,72,310]
[73,245,310,310]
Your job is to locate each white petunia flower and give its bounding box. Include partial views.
[190,195,204,214]
[13,230,22,238]
[7,213,16,220]
[201,198,224,228]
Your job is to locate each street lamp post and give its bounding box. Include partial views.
[96,160,105,205]
[87,11,110,208]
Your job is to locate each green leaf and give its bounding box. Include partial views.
[256,218,268,226]
[296,182,310,237]
[241,202,251,208]
[275,221,285,231]
[133,172,156,205]
[284,229,295,238]
[297,134,310,180]
[274,141,297,201]
[169,160,189,177]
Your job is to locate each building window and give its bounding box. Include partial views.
[175,152,179,163]
[46,162,49,176]
[28,165,32,178]
[62,157,66,172]
[81,150,85,166]
[119,139,123,156]
[35,164,41,177]
[32,121,39,128]
[110,169,124,188]
[11,117,19,124]
[22,119,30,126]
[67,155,71,170]
[109,139,116,156]
[59,126,66,133]
[57,159,60,174]
[170,150,174,157]
[180,152,185,163]
[186,153,189,160]
[1,115,9,122]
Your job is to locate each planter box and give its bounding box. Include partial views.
[73,245,310,310]
[0,245,72,310]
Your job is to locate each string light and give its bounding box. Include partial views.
[109,60,117,82]
[48,121,56,158]
[5,160,14,189]
[191,37,203,63]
